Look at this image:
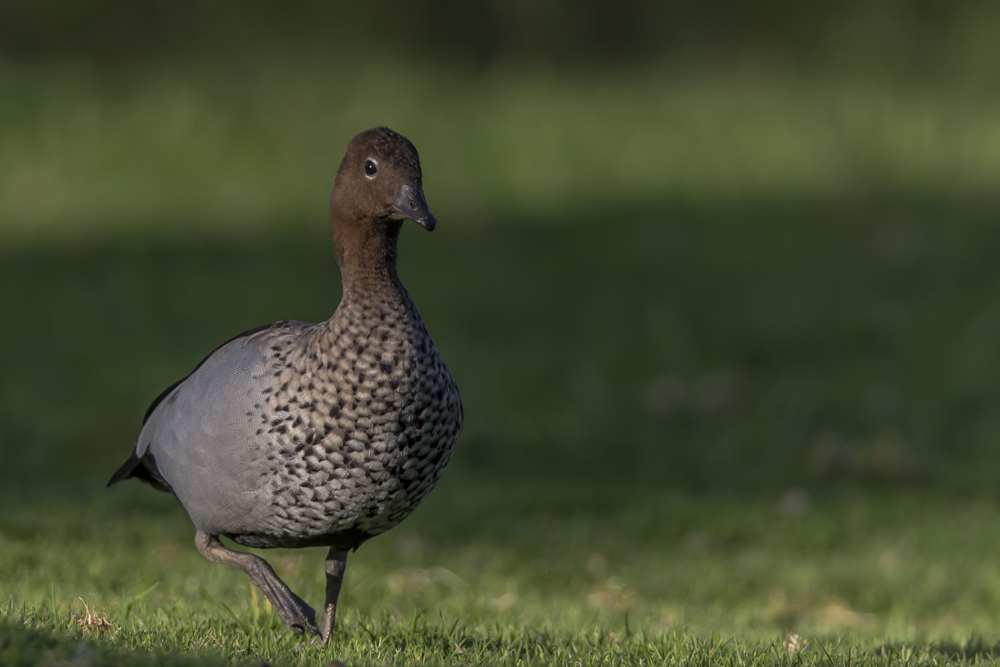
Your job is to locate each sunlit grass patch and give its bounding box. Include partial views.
[3,57,1000,241]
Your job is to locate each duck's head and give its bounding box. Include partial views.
[331,126,436,232]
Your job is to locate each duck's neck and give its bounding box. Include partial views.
[332,212,407,304]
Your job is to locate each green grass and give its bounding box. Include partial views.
[6,198,1000,664]
[7,58,1000,665]
[4,57,1000,242]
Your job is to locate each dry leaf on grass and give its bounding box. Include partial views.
[71,599,116,636]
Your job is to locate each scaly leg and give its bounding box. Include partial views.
[318,548,348,644]
[195,531,317,636]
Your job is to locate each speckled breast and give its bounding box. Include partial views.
[233,298,462,550]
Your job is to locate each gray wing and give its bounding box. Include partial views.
[136,322,313,535]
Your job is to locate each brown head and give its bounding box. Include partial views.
[331,126,435,229]
[329,127,436,293]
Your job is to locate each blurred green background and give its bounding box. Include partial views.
[5,2,1000,664]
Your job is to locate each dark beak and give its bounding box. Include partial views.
[394,184,437,231]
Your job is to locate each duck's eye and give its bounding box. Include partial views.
[364,159,378,177]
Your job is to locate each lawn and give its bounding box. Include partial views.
[5,60,1000,666]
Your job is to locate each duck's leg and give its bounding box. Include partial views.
[318,549,348,644]
[195,531,318,636]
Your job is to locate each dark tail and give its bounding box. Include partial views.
[107,450,142,487]
[107,449,172,492]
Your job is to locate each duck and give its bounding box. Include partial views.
[108,126,464,644]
